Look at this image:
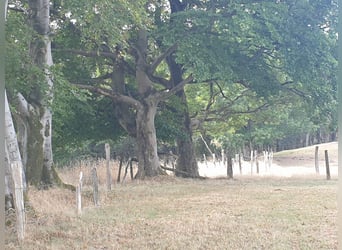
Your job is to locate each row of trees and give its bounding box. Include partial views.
[5,1,338,188]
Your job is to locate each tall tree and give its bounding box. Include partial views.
[162,0,199,177]
[52,0,336,178]
[53,1,197,178]
[163,0,337,153]
[6,0,57,186]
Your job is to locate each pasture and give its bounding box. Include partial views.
[5,143,338,249]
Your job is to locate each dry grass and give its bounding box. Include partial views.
[5,167,337,249]
[273,142,338,168]
[57,158,139,187]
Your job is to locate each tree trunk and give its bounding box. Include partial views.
[111,63,136,137]
[305,132,310,147]
[132,29,164,178]
[165,0,199,178]
[135,98,161,178]
[175,90,199,178]
[5,91,26,210]
[15,0,55,186]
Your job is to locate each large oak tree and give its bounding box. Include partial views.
[51,0,336,178]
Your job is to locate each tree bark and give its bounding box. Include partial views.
[166,56,199,178]
[175,90,199,178]
[132,30,164,178]
[5,91,26,209]
[111,62,136,137]
[165,0,199,178]
[15,0,55,186]
[135,98,161,178]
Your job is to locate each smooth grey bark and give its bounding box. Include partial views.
[29,0,54,184]
[13,0,55,186]
[5,91,26,210]
[4,0,11,210]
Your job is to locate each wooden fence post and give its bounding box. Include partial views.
[269,150,273,169]
[10,162,25,242]
[255,150,259,174]
[92,167,99,206]
[226,154,233,179]
[76,171,83,216]
[203,154,207,166]
[250,150,254,175]
[315,146,319,174]
[117,157,123,183]
[263,151,268,171]
[238,153,242,175]
[105,143,111,191]
[129,160,134,180]
[325,150,331,180]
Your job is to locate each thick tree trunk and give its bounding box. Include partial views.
[135,99,161,178]
[166,50,199,178]
[175,90,199,178]
[132,30,163,178]
[16,96,54,186]
[161,1,199,178]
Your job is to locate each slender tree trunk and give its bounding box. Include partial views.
[14,0,55,186]
[5,91,26,209]
[305,132,310,147]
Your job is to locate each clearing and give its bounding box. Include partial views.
[5,142,338,249]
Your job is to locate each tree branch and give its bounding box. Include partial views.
[160,165,206,179]
[8,6,27,13]
[149,44,177,75]
[148,74,172,88]
[284,87,308,98]
[280,81,308,98]
[53,48,118,60]
[280,81,295,86]
[156,74,193,101]
[75,73,112,84]
[73,84,140,108]
[205,102,270,122]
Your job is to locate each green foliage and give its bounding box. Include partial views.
[6,0,337,161]
[5,9,46,98]
[51,66,125,162]
[156,95,189,142]
[175,0,338,151]
[55,0,151,51]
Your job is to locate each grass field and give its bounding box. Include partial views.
[6,176,337,249]
[5,143,338,249]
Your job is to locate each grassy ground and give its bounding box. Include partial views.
[6,174,337,249]
[273,142,338,168]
